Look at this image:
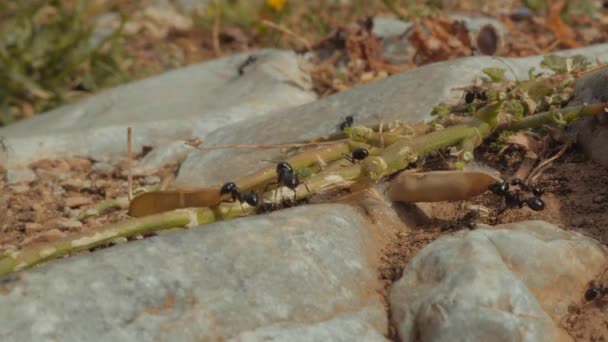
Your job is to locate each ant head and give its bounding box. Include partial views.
[526,197,545,211]
[220,182,238,195]
[510,178,523,186]
[464,91,476,104]
[352,148,369,160]
[276,162,293,174]
[489,181,509,196]
[243,192,260,207]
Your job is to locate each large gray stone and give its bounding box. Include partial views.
[390,220,608,342]
[175,44,608,188]
[569,66,608,167]
[0,204,387,341]
[0,49,316,170]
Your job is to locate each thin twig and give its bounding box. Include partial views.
[127,127,133,202]
[212,0,223,56]
[528,141,571,182]
[261,19,312,51]
[191,139,349,151]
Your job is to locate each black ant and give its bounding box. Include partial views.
[584,281,608,302]
[489,178,545,212]
[441,210,479,231]
[338,115,354,131]
[238,55,257,76]
[220,182,260,211]
[342,148,369,164]
[464,89,488,104]
[263,162,310,203]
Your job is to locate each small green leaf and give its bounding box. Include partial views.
[541,54,591,74]
[482,67,506,82]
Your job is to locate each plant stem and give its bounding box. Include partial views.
[3,102,601,276]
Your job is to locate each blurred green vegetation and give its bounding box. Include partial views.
[0,0,128,126]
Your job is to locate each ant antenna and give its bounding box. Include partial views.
[491,57,519,82]
[127,127,133,202]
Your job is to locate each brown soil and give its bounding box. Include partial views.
[362,142,608,341]
[0,157,179,253]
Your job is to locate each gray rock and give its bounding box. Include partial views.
[231,306,389,342]
[173,0,209,14]
[0,49,316,171]
[91,162,115,175]
[570,66,608,167]
[175,43,608,188]
[390,220,608,342]
[6,167,36,185]
[372,17,411,39]
[0,204,388,341]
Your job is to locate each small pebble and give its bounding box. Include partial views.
[110,237,128,245]
[10,184,30,194]
[22,229,66,245]
[571,217,584,227]
[571,217,594,227]
[593,195,606,204]
[61,179,92,191]
[64,196,92,208]
[30,159,71,172]
[56,219,83,230]
[91,162,115,175]
[24,223,44,234]
[6,168,36,185]
[64,158,92,171]
[142,175,161,185]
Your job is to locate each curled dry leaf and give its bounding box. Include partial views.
[409,16,473,65]
[501,132,545,158]
[387,169,501,203]
[545,0,580,49]
[128,187,221,217]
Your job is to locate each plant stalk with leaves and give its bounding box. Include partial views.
[0,54,604,277]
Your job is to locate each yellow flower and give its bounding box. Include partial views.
[267,0,287,11]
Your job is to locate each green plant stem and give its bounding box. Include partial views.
[3,102,602,276]
[237,141,352,191]
[497,102,608,131]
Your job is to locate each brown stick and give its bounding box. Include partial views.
[127,127,133,202]
[261,19,312,51]
[191,139,349,151]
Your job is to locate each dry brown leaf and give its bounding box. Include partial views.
[545,0,580,48]
[505,132,545,158]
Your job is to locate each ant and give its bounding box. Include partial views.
[342,148,369,164]
[238,55,257,76]
[338,115,354,131]
[441,210,479,231]
[584,281,608,302]
[263,161,310,203]
[219,182,260,211]
[464,89,488,104]
[489,178,545,212]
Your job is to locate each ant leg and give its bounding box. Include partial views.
[218,198,237,205]
[303,180,311,194]
[341,153,355,164]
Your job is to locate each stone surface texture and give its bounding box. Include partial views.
[0,205,387,341]
[175,43,608,188]
[0,49,316,170]
[390,221,608,342]
[570,66,608,167]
